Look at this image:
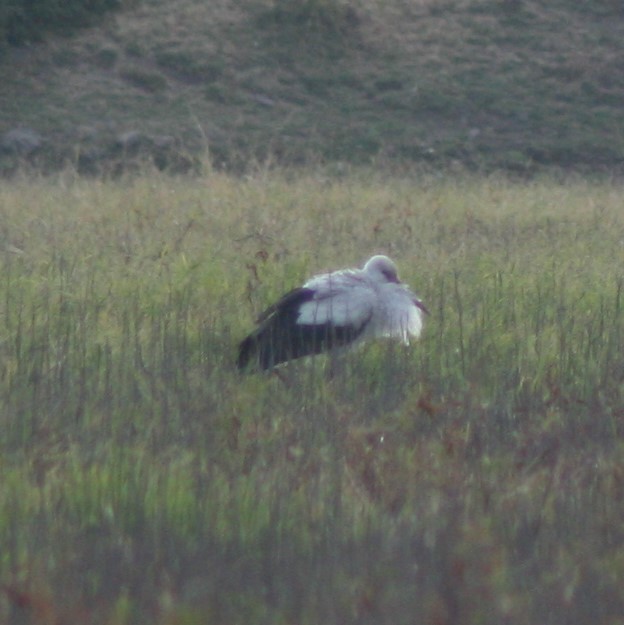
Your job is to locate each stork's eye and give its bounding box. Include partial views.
[382,269,399,283]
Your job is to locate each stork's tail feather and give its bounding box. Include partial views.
[237,335,256,371]
[237,330,285,371]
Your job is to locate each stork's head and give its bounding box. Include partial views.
[363,255,401,284]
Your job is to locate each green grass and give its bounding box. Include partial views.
[1,168,624,624]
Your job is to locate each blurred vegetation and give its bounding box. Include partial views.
[0,0,124,48]
[0,168,623,623]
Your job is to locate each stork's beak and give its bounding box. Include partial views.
[414,298,430,315]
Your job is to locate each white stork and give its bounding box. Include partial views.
[237,255,428,371]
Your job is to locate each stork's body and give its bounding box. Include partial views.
[237,255,428,371]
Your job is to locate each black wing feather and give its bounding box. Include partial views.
[237,287,368,370]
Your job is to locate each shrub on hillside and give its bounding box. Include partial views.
[0,0,123,48]
[259,0,359,34]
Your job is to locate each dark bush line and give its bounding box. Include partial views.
[0,0,125,48]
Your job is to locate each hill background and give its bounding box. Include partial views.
[1,0,623,175]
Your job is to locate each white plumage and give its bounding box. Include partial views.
[237,255,428,371]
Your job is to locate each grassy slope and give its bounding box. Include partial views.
[1,170,624,623]
[0,0,623,173]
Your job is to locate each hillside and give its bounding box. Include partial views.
[1,0,623,175]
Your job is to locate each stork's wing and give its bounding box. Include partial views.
[367,284,426,344]
[297,272,376,328]
[237,282,372,370]
[255,287,315,324]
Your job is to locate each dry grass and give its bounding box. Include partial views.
[1,0,623,173]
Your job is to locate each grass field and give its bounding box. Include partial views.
[1,168,623,624]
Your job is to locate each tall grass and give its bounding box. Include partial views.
[0,169,623,624]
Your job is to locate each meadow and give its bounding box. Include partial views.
[0,168,623,624]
